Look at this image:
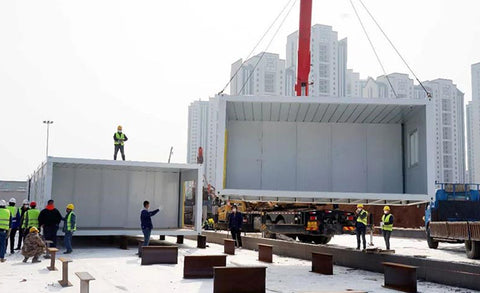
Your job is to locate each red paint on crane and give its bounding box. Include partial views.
[295,0,313,96]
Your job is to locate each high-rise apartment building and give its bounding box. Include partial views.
[466,62,480,182]
[466,101,475,182]
[286,24,347,96]
[230,52,286,96]
[345,69,362,97]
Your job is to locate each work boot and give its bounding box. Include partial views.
[23,257,29,263]
[64,250,72,254]
[32,256,41,263]
[14,247,21,251]
[1,258,6,263]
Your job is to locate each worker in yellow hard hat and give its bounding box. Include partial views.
[62,204,76,254]
[21,226,46,263]
[355,204,368,250]
[381,206,394,250]
[113,125,128,161]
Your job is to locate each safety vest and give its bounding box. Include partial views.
[357,210,368,226]
[115,132,125,145]
[0,208,11,230]
[66,212,76,232]
[6,206,18,219]
[23,209,40,229]
[382,214,393,231]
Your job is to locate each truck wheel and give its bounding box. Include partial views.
[312,236,332,245]
[426,227,439,249]
[465,240,480,259]
[298,235,310,243]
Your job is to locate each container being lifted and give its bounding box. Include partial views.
[215,95,435,205]
[28,157,203,236]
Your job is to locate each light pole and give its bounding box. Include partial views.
[43,120,53,157]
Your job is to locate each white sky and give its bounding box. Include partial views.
[1,0,479,180]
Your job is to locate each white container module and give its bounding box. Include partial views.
[215,95,435,205]
[29,157,203,236]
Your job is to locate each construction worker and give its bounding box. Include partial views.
[0,200,12,262]
[355,204,368,250]
[6,198,20,254]
[17,199,30,250]
[228,204,243,248]
[381,206,394,250]
[140,200,160,247]
[21,227,46,263]
[62,204,76,254]
[113,125,128,161]
[38,199,63,248]
[22,201,40,233]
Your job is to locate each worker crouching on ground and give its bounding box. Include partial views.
[114,125,128,160]
[228,204,243,248]
[39,199,63,248]
[355,204,368,250]
[21,227,46,263]
[0,200,12,262]
[63,204,76,254]
[140,200,160,247]
[6,198,20,254]
[381,206,394,250]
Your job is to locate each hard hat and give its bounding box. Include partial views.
[29,227,39,233]
[357,204,364,208]
[22,199,29,205]
[30,201,37,207]
[117,125,122,130]
[383,206,391,211]
[66,203,75,210]
[9,198,16,204]
[0,200,6,207]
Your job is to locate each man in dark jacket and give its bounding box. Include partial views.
[140,200,159,246]
[17,200,30,250]
[228,204,243,248]
[38,200,63,248]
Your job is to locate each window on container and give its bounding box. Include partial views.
[409,130,419,167]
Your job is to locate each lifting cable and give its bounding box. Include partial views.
[357,0,431,98]
[238,0,298,95]
[218,0,296,95]
[349,0,398,98]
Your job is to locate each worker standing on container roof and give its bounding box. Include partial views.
[6,198,20,254]
[381,206,394,250]
[140,200,160,247]
[355,204,368,250]
[39,199,63,248]
[62,204,76,254]
[113,125,128,161]
[17,200,30,250]
[0,200,12,262]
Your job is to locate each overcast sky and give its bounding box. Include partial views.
[1,0,479,180]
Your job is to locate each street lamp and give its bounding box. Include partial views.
[43,120,53,157]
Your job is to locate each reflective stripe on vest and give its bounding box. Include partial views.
[115,132,125,145]
[66,212,76,232]
[357,210,368,226]
[382,214,393,231]
[25,209,40,229]
[0,208,11,230]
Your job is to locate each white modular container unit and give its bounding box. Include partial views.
[215,95,434,205]
[29,157,203,236]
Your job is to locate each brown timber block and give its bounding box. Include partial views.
[75,272,95,293]
[183,255,227,279]
[213,266,266,293]
[197,235,207,248]
[58,257,73,287]
[137,240,143,258]
[224,239,235,255]
[311,252,333,275]
[47,247,59,271]
[141,246,178,265]
[382,262,417,293]
[258,244,273,263]
[176,235,184,244]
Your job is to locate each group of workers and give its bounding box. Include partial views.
[355,204,394,250]
[0,198,76,263]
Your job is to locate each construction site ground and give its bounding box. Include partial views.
[0,235,478,293]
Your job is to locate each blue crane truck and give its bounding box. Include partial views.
[425,183,480,259]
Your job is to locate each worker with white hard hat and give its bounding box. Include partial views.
[6,198,21,254]
[0,199,12,262]
[113,125,128,161]
[17,200,30,250]
[355,204,368,250]
[381,206,394,250]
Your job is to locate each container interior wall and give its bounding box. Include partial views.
[50,164,181,230]
[226,121,403,194]
[403,106,428,194]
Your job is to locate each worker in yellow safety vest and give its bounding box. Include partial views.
[62,204,76,254]
[0,200,12,262]
[381,206,394,250]
[355,204,368,250]
[22,201,40,233]
[113,125,128,161]
[6,198,20,254]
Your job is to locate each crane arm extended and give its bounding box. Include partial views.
[295,0,313,96]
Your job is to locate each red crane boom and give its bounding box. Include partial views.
[295,0,313,96]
